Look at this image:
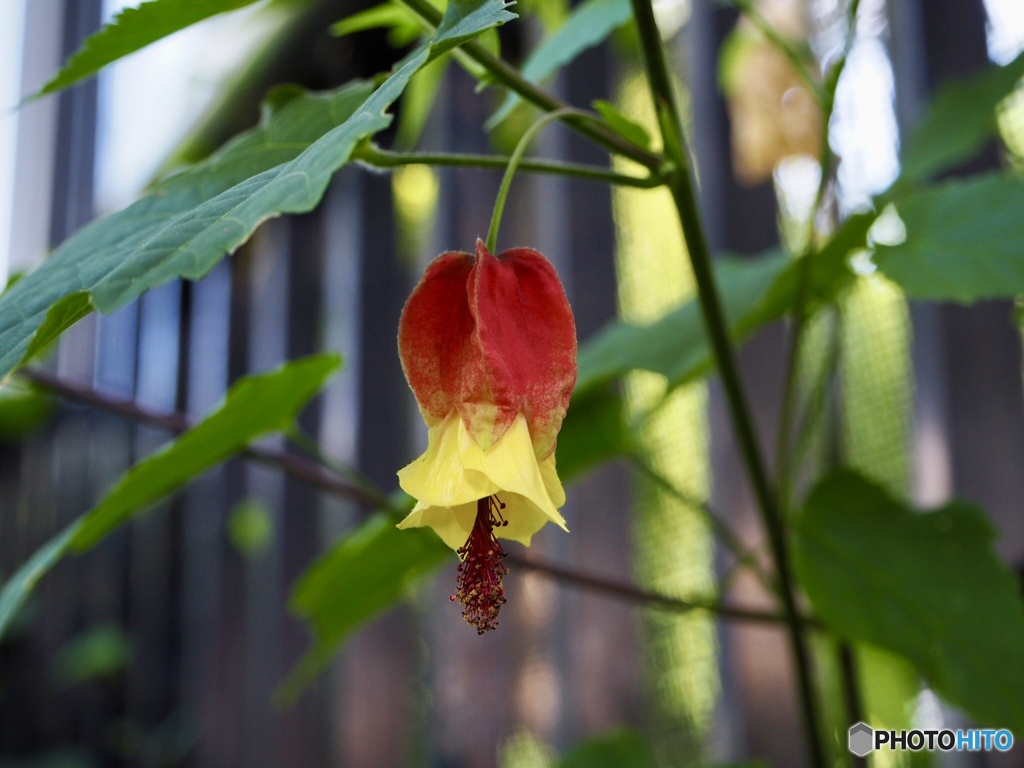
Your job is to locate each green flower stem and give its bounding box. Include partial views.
[354,143,661,188]
[393,0,664,171]
[729,0,826,105]
[485,107,587,252]
[627,455,779,597]
[627,1,828,766]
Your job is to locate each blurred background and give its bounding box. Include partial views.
[1,0,1023,766]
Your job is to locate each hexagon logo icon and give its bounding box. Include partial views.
[849,722,874,757]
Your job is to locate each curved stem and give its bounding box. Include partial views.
[627,1,828,766]
[485,107,586,252]
[354,143,661,188]
[393,0,664,171]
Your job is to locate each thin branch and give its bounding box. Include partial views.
[22,367,804,628]
[507,552,815,627]
[21,367,389,510]
[355,143,662,188]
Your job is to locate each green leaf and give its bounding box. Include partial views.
[330,2,424,48]
[0,378,53,441]
[873,172,1024,303]
[282,514,449,699]
[795,470,1024,732]
[486,0,632,130]
[592,99,650,148]
[21,293,94,366]
[227,499,275,555]
[0,750,99,768]
[900,50,1024,185]
[37,0,267,97]
[0,524,81,642]
[0,0,514,382]
[557,386,632,481]
[558,729,657,768]
[53,624,133,686]
[73,353,340,550]
[576,252,793,392]
[0,354,339,641]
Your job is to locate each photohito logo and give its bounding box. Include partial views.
[848,722,1014,756]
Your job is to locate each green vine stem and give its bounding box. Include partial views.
[627,1,828,766]
[393,0,664,171]
[774,0,862,511]
[485,107,587,252]
[353,143,661,188]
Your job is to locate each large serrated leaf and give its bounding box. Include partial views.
[873,172,1024,303]
[37,0,269,97]
[281,514,449,699]
[487,0,632,130]
[0,354,340,641]
[0,0,515,382]
[795,470,1024,733]
[900,50,1024,185]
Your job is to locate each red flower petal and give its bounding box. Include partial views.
[398,250,475,424]
[398,241,577,457]
[469,241,576,457]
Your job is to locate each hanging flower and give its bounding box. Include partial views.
[396,239,577,634]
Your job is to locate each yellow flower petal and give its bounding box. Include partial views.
[539,453,566,508]
[397,413,497,507]
[396,411,569,549]
[397,499,477,550]
[457,413,568,534]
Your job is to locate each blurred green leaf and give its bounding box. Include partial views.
[592,100,650,148]
[577,252,792,392]
[0,354,339,641]
[0,750,98,768]
[53,624,133,686]
[331,2,422,45]
[874,172,1024,302]
[487,0,632,130]
[0,524,80,642]
[36,0,267,97]
[0,0,514,382]
[795,470,1024,733]
[557,386,632,482]
[228,499,275,555]
[558,729,657,768]
[283,514,449,700]
[397,55,450,148]
[900,50,1024,184]
[74,354,339,550]
[0,378,53,441]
